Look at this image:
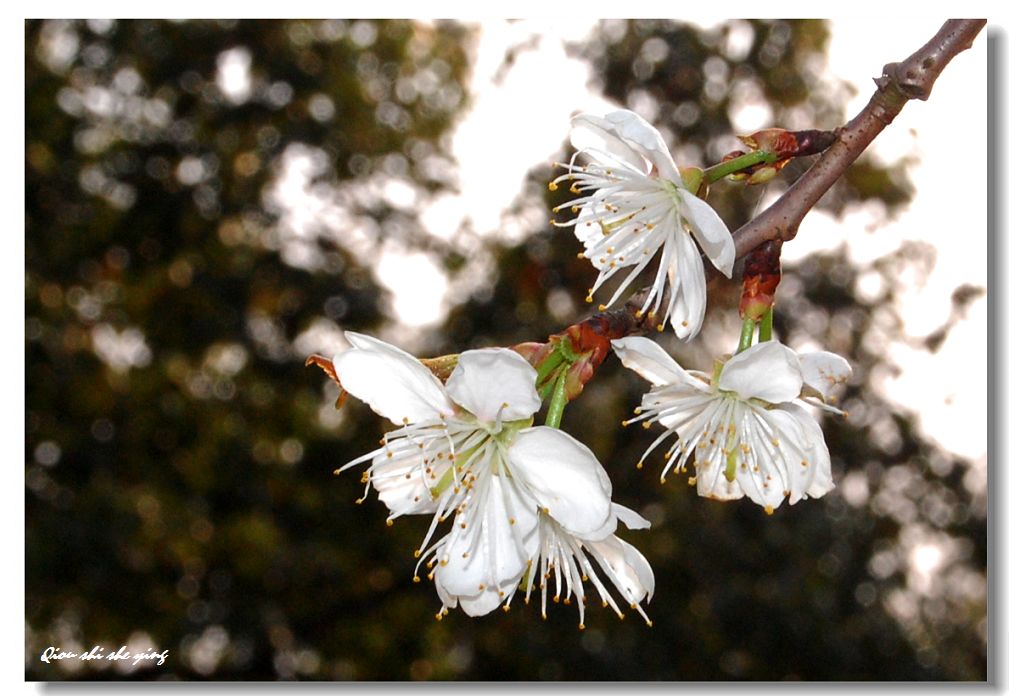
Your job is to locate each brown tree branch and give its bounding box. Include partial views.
[731,19,986,258]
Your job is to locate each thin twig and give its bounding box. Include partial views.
[731,19,986,258]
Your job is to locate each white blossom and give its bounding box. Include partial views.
[551,109,734,340]
[612,336,851,512]
[333,333,653,623]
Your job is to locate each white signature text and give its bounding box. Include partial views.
[40,645,169,667]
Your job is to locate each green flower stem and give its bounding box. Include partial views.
[535,349,565,386]
[703,150,778,185]
[736,318,756,354]
[545,368,570,429]
[759,309,774,342]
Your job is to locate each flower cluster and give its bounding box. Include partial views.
[612,336,851,513]
[551,109,735,341]
[332,333,654,626]
[321,109,854,627]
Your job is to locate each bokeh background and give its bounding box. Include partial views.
[25,19,987,680]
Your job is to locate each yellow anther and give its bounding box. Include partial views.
[413,576,420,583]
[636,462,643,470]
[598,304,608,311]
[548,181,558,191]
[386,519,394,526]
[764,505,775,516]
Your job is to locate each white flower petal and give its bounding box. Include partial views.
[773,403,834,501]
[434,579,458,610]
[445,348,540,423]
[585,535,655,603]
[719,341,803,403]
[370,453,443,516]
[669,227,707,340]
[457,583,518,617]
[613,503,651,530]
[333,333,454,424]
[508,428,613,538]
[695,460,744,501]
[611,336,707,390]
[435,474,535,598]
[733,410,789,510]
[680,191,735,277]
[571,110,681,183]
[799,351,852,404]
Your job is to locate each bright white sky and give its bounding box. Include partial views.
[372,19,988,463]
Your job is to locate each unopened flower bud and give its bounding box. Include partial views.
[747,165,780,186]
[739,128,797,156]
[679,166,705,196]
[738,240,782,321]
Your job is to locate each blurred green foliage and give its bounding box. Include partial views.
[26,19,984,681]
